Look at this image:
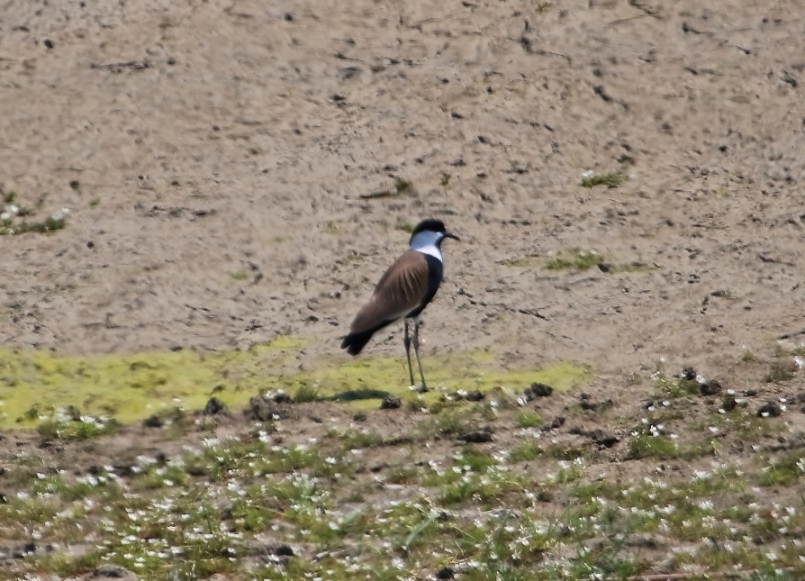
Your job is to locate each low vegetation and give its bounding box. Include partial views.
[0,192,68,236]
[1,348,803,580]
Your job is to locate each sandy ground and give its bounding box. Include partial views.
[2,0,805,385]
[2,2,805,577]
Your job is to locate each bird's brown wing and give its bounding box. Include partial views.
[349,250,429,333]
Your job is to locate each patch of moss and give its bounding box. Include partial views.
[0,342,590,429]
[0,337,308,429]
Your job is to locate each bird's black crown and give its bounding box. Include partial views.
[410,219,446,237]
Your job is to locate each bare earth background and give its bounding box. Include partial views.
[1,0,803,378]
[2,0,805,578]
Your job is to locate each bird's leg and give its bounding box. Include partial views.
[404,319,415,388]
[413,317,428,391]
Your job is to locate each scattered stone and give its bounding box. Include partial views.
[681,366,697,381]
[142,415,164,428]
[203,397,227,416]
[369,462,387,473]
[91,563,137,579]
[436,567,455,579]
[580,393,591,400]
[458,427,493,443]
[380,395,402,410]
[547,416,565,430]
[597,262,612,273]
[352,412,367,422]
[524,382,553,400]
[722,394,738,412]
[757,401,782,418]
[745,389,758,397]
[0,492,8,504]
[699,379,722,396]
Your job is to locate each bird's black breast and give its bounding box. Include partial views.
[409,255,443,318]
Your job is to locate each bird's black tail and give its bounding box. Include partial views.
[341,320,394,356]
[340,328,376,356]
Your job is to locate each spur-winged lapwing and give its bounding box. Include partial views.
[341,218,459,389]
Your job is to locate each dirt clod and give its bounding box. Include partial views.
[524,382,553,400]
[203,397,228,416]
[436,567,455,579]
[757,401,782,418]
[274,544,294,557]
[699,379,722,396]
[91,564,137,579]
[579,399,614,412]
[142,415,164,428]
[458,427,493,443]
[245,396,292,421]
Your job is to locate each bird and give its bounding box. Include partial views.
[341,218,459,390]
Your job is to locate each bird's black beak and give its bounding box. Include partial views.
[443,231,460,241]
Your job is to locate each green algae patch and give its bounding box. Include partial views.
[0,338,308,429]
[276,352,591,409]
[0,343,590,428]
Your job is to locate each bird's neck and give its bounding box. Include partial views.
[410,231,444,262]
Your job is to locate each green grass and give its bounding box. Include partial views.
[516,410,543,428]
[1,411,804,580]
[229,270,249,281]
[0,215,66,235]
[758,450,805,487]
[580,172,625,188]
[545,250,603,271]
